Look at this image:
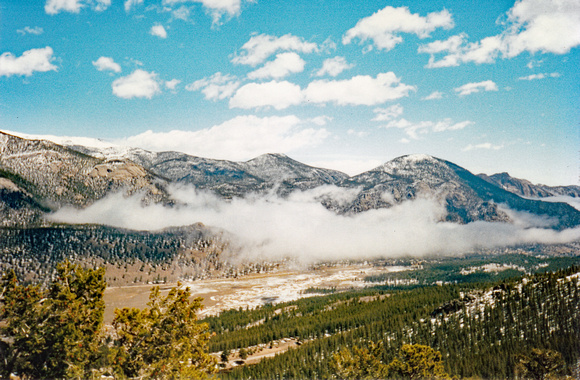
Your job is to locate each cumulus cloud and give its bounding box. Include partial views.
[92,56,121,73]
[454,80,498,96]
[186,72,240,101]
[172,5,190,20]
[247,52,306,80]
[230,80,303,110]
[343,6,454,51]
[315,56,354,77]
[309,115,333,126]
[304,72,415,106]
[16,26,44,36]
[232,34,318,66]
[150,24,168,39]
[372,104,404,121]
[419,0,580,67]
[124,0,143,12]
[115,115,329,160]
[423,91,444,100]
[50,187,580,263]
[163,0,243,24]
[165,79,181,90]
[518,72,560,80]
[0,47,57,77]
[45,0,110,14]
[45,0,83,14]
[112,69,161,99]
[384,118,472,139]
[462,143,504,152]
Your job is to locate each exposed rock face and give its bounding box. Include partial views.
[478,172,580,198]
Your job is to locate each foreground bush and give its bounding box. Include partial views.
[0,262,216,379]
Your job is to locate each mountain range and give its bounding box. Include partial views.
[2,130,579,229]
[1,130,580,282]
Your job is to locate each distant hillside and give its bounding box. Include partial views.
[478,172,580,198]
[0,131,171,213]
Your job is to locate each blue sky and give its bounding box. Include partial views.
[1,0,579,185]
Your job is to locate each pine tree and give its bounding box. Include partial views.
[0,262,106,379]
[329,342,388,379]
[387,344,450,380]
[110,284,217,379]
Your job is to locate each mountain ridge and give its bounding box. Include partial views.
[1,130,579,230]
[477,172,580,198]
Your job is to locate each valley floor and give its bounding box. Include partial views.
[103,262,412,323]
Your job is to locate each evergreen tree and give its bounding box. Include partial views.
[0,262,106,379]
[386,344,450,380]
[221,348,231,363]
[329,341,388,379]
[110,284,217,379]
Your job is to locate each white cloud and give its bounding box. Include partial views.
[518,72,560,80]
[45,0,83,14]
[309,115,333,126]
[423,91,444,100]
[51,188,580,263]
[124,0,143,12]
[454,80,498,96]
[419,0,580,67]
[304,72,415,106]
[93,0,110,11]
[45,0,110,14]
[0,47,57,77]
[343,6,453,51]
[383,118,472,139]
[172,5,190,20]
[462,142,504,151]
[165,79,181,90]
[186,72,240,101]
[162,0,243,24]
[117,115,329,161]
[526,59,543,69]
[372,104,404,121]
[16,26,44,36]
[420,34,503,68]
[112,69,161,99]
[247,52,305,80]
[503,0,580,57]
[92,56,121,73]
[229,81,303,110]
[315,56,354,77]
[150,24,168,39]
[232,34,318,66]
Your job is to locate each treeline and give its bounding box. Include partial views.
[207,266,580,379]
[0,224,224,284]
[364,252,580,286]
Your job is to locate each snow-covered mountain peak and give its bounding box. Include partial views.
[378,154,446,177]
[2,129,120,150]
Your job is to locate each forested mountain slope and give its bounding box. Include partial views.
[207,267,580,379]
